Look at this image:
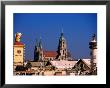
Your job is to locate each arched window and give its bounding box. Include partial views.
[63,50,64,55]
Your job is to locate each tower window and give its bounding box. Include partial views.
[17,50,21,54]
[63,50,64,55]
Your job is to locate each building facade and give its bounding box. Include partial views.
[13,32,25,66]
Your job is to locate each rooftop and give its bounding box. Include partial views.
[43,51,58,57]
[14,42,24,45]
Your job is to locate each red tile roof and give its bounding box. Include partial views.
[14,42,24,45]
[43,51,57,57]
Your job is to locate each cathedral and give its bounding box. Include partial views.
[34,31,72,62]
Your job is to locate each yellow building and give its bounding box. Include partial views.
[13,32,25,66]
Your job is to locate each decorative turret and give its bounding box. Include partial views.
[89,34,97,74]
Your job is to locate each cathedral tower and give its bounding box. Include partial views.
[89,34,97,74]
[34,37,43,61]
[34,38,39,61]
[38,37,43,61]
[57,30,68,60]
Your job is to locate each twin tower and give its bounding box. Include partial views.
[34,31,68,61]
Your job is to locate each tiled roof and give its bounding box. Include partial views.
[82,59,91,66]
[77,59,91,68]
[43,51,58,57]
[50,60,77,69]
[14,42,24,45]
[30,61,45,67]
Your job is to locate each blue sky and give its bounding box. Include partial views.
[14,13,97,60]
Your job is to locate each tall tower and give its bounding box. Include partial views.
[38,37,43,61]
[13,32,25,66]
[34,37,43,61]
[89,34,97,74]
[34,38,39,61]
[57,30,68,60]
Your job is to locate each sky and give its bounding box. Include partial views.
[14,13,97,60]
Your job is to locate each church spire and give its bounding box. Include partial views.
[56,26,68,60]
[61,25,64,37]
[35,37,39,47]
[34,37,39,61]
[62,26,63,33]
[39,37,42,49]
[34,36,43,61]
[60,26,65,41]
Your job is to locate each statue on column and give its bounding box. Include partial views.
[15,32,22,42]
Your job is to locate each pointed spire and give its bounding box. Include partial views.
[39,36,42,49]
[61,25,64,36]
[61,26,63,34]
[35,37,39,47]
[39,36,42,44]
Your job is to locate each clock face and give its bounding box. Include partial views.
[17,50,21,54]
